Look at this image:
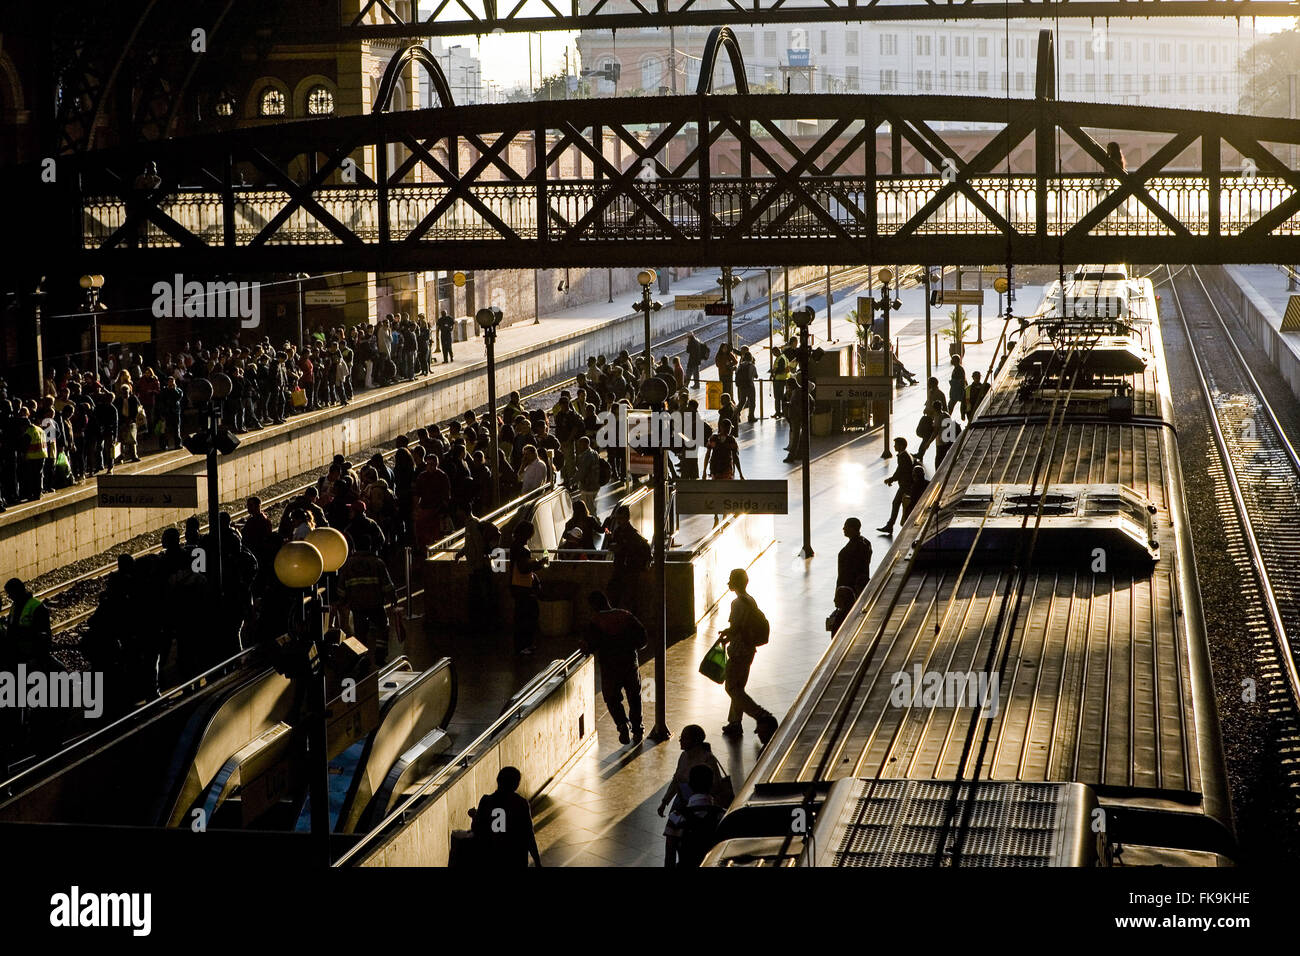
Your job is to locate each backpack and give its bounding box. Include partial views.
[916,413,934,439]
[709,438,735,476]
[699,343,711,361]
[739,594,770,646]
[598,455,612,486]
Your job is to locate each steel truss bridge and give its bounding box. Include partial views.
[336,0,1300,38]
[21,28,1300,274]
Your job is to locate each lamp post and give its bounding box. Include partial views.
[273,531,349,868]
[790,306,818,558]
[876,268,902,460]
[294,273,309,352]
[31,279,47,398]
[637,375,672,743]
[476,306,504,506]
[633,269,662,379]
[183,375,241,607]
[717,267,740,347]
[79,274,105,378]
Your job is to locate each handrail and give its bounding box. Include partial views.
[420,484,553,562]
[0,645,262,798]
[333,649,587,867]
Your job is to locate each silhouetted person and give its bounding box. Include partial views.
[719,569,777,744]
[676,764,726,868]
[836,517,872,598]
[878,437,914,535]
[827,586,855,635]
[581,591,646,744]
[470,766,542,868]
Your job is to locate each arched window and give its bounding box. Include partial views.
[259,87,286,117]
[306,85,335,116]
[641,57,662,93]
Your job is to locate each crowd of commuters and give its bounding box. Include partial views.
[0,311,456,510]
[2,313,991,809]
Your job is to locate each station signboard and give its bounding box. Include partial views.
[97,474,199,509]
[933,289,984,305]
[674,293,722,310]
[305,290,346,306]
[817,375,894,402]
[675,479,788,515]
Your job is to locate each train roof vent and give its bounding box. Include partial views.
[910,483,1159,568]
[1017,324,1150,379]
[807,778,1098,867]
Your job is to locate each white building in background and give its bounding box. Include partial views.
[575,9,1259,114]
[422,39,483,105]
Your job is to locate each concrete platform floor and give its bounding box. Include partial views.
[528,285,1018,867]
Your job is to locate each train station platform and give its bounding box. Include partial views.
[1205,264,1300,406]
[526,283,1025,867]
[0,265,828,583]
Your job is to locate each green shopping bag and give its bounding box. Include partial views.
[698,637,728,684]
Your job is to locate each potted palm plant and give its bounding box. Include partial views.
[941,307,973,358]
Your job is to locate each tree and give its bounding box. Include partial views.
[534,71,590,101]
[1239,28,1300,117]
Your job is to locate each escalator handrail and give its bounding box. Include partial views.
[0,645,261,798]
[333,649,587,867]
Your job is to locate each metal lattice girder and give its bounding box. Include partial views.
[32,93,1300,273]
[334,0,1300,38]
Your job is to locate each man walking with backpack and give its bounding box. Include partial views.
[719,568,778,744]
[581,591,646,744]
[684,333,706,389]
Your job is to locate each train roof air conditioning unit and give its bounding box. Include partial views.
[910,483,1159,568]
[807,778,1102,867]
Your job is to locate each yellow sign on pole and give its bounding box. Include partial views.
[99,324,153,343]
[705,381,723,410]
[452,271,467,288]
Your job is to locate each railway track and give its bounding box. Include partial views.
[1165,263,1300,816]
[30,263,880,638]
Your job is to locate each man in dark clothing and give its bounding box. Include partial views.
[1,578,55,772]
[154,376,184,450]
[905,464,931,519]
[684,333,704,388]
[783,377,814,463]
[836,517,872,599]
[878,437,915,535]
[437,310,456,363]
[735,349,758,424]
[92,393,119,474]
[509,522,547,656]
[605,505,651,619]
[336,534,396,664]
[2,577,53,670]
[581,591,646,744]
[470,766,542,868]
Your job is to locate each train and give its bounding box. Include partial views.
[705,264,1234,867]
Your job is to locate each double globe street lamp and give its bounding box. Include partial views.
[273,526,351,866]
